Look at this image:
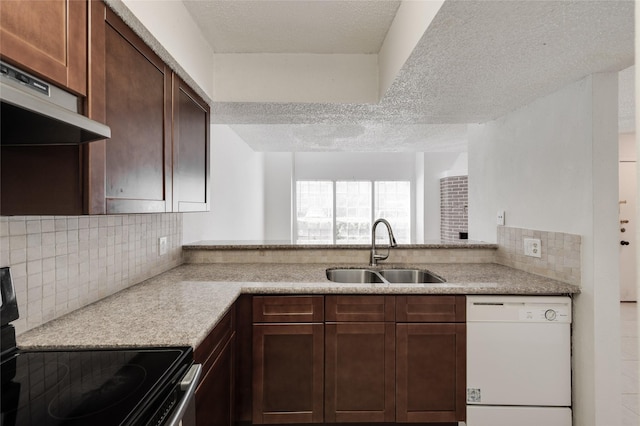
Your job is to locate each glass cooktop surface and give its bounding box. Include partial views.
[1,348,189,426]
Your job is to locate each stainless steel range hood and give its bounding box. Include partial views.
[1,61,111,146]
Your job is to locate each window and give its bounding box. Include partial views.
[295,180,411,244]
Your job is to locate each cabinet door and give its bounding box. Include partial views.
[396,323,466,423]
[253,323,324,424]
[87,4,172,214]
[195,335,235,426]
[172,75,210,212]
[0,0,87,95]
[195,308,236,426]
[325,322,395,423]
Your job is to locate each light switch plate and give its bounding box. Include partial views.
[524,238,541,258]
[159,236,168,256]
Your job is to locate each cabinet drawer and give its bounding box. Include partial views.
[195,306,235,375]
[396,296,466,322]
[325,295,395,322]
[253,296,324,323]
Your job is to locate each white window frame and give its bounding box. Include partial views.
[294,179,413,244]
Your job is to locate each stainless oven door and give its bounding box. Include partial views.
[164,364,202,426]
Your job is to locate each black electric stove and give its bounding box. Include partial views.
[0,267,197,426]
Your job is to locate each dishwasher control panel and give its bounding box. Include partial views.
[518,306,570,322]
[467,295,572,323]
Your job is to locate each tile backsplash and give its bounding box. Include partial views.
[496,226,581,285]
[0,213,183,335]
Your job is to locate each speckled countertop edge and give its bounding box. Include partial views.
[16,263,579,351]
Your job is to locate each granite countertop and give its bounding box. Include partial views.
[183,240,498,250]
[17,263,579,351]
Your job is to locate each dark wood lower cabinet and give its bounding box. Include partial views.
[209,295,465,426]
[325,322,395,423]
[194,308,236,426]
[396,323,466,423]
[253,323,324,424]
[196,335,235,426]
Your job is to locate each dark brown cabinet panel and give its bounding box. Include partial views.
[1,146,83,215]
[196,335,235,426]
[253,296,324,323]
[0,0,87,95]
[253,323,324,424]
[195,307,236,426]
[396,323,466,423]
[396,296,465,323]
[172,75,210,212]
[88,4,172,214]
[325,322,395,423]
[325,295,395,322]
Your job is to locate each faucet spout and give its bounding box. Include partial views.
[370,218,397,266]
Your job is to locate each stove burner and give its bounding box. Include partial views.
[48,364,146,420]
[1,357,70,413]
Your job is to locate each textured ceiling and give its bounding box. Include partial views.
[206,0,634,152]
[183,0,401,54]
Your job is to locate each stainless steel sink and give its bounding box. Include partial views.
[326,268,444,284]
[378,269,445,284]
[326,268,385,283]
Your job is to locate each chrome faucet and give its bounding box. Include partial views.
[370,218,398,266]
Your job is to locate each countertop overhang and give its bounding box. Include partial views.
[16,262,579,351]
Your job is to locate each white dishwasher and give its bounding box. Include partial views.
[466,295,572,426]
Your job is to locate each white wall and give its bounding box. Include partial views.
[295,152,416,180]
[468,74,621,426]
[214,54,378,103]
[620,132,636,161]
[264,153,294,241]
[121,0,214,99]
[182,125,265,243]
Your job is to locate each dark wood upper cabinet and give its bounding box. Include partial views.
[0,0,87,95]
[87,3,172,214]
[172,75,210,212]
[1,1,210,216]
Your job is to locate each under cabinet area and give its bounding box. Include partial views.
[246,294,466,426]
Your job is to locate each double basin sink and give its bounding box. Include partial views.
[326,268,445,284]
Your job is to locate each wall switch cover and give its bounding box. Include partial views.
[159,236,168,256]
[524,238,542,258]
[497,210,505,226]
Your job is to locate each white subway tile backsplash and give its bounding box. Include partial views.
[1,213,183,335]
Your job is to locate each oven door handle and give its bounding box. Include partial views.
[164,363,202,426]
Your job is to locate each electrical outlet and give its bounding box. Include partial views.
[158,236,168,256]
[497,210,505,226]
[524,238,541,258]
